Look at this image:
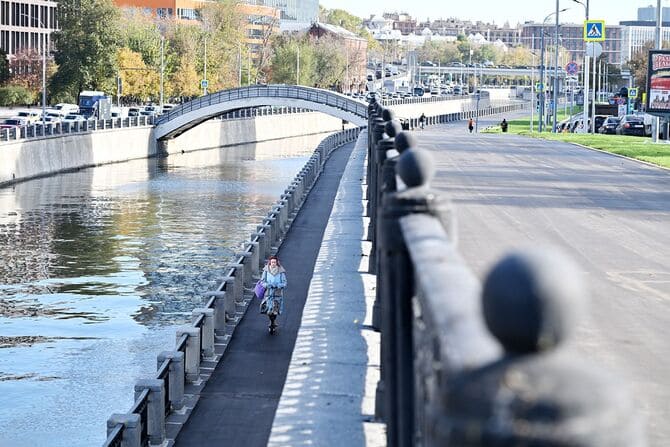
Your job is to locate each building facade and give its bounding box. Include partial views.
[521,23,623,65]
[620,20,670,63]
[240,2,280,61]
[637,5,670,22]
[244,0,317,26]
[308,22,367,93]
[0,0,58,58]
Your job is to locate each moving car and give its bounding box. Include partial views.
[598,116,620,134]
[615,115,646,136]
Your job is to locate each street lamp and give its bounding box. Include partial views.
[539,8,569,132]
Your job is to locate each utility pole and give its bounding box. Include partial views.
[552,0,560,133]
[296,44,300,85]
[238,44,242,87]
[159,36,165,108]
[203,37,208,95]
[654,0,662,142]
[540,28,546,132]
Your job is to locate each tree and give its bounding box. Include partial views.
[0,49,9,84]
[168,55,200,99]
[120,9,162,68]
[198,0,245,91]
[50,0,121,100]
[117,47,159,101]
[628,41,655,95]
[321,8,362,33]
[313,36,347,89]
[270,35,315,86]
[164,22,201,98]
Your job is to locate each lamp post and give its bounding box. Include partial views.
[654,0,662,142]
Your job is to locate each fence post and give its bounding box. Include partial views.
[175,327,200,382]
[158,351,185,411]
[107,414,141,447]
[134,379,166,446]
[192,308,215,358]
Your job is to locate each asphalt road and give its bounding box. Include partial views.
[416,118,670,445]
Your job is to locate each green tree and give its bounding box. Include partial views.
[270,35,315,86]
[117,47,159,101]
[0,49,9,84]
[120,10,162,68]
[321,8,362,33]
[164,22,201,98]
[50,0,121,99]
[199,0,245,91]
[313,36,346,89]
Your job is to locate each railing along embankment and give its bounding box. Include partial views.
[364,98,646,446]
[101,127,361,447]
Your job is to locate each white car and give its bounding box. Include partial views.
[62,114,86,122]
[14,110,41,124]
[53,103,79,114]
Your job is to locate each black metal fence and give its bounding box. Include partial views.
[365,98,646,446]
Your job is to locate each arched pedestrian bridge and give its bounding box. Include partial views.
[154,85,369,140]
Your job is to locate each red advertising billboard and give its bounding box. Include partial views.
[647,50,670,114]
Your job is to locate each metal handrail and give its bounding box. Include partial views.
[156,359,171,416]
[129,388,149,444]
[102,423,124,447]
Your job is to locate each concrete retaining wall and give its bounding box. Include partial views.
[0,112,349,187]
[163,112,346,155]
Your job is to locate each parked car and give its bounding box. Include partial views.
[0,118,28,128]
[53,103,79,114]
[598,116,620,134]
[15,110,41,124]
[592,115,609,133]
[62,114,87,123]
[615,115,646,136]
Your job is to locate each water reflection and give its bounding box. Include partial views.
[0,132,329,446]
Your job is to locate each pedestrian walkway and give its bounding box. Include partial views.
[173,139,358,446]
[269,130,384,445]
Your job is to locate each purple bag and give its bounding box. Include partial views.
[254,280,266,299]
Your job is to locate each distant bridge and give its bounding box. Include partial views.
[154,85,369,140]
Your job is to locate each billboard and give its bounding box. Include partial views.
[646,50,670,114]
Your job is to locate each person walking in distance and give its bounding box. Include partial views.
[259,255,287,334]
[419,113,426,129]
[468,118,475,133]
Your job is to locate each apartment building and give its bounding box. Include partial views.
[0,0,57,58]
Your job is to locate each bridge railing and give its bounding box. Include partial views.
[365,100,645,446]
[155,84,369,126]
[102,126,362,447]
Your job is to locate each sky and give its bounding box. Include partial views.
[318,0,659,27]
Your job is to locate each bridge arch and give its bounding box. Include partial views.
[154,85,369,140]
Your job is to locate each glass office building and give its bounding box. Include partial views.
[244,0,318,25]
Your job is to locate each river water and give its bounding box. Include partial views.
[0,133,331,446]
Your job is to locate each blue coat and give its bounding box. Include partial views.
[261,267,287,314]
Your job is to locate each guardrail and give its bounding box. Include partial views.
[0,116,155,143]
[102,126,361,447]
[155,85,369,126]
[0,105,324,145]
[365,99,645,446]
[379,90,491,107]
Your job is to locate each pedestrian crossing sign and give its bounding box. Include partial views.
[584,20,605,42]
[629,88,638,98]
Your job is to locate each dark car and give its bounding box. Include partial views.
[598,116,621,134]
[615,115,646,136]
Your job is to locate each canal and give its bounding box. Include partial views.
[0,133,331,446]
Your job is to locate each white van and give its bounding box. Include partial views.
[110,107,129,119]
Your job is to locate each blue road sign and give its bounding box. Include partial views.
[201,79,209,89]
[584,20,605,42]
[565,61,579,75]
[629,88,638,98]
